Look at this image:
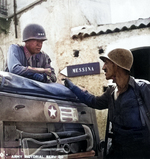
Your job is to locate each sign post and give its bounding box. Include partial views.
[60,62,100,77]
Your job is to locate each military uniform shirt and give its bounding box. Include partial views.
[6,44,57,83]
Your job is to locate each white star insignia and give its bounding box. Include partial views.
[0,152,4,157]
[48,106,57,117]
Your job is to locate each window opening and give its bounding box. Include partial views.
[0,0,7,16]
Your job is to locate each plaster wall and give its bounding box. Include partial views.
[110,0,150,23]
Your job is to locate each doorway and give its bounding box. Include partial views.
[130,47,150,81]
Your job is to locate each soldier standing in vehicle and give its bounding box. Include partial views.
[63,48,150,159]
[6,24,57,83]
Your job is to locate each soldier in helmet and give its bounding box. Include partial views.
[6,24,57,83]
[63,48,150,159]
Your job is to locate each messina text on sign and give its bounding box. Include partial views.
[60,62,100,77]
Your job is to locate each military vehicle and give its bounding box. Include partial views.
[0,71,102,159]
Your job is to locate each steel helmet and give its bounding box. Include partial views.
[23,24,47,42]
[100,48,133,71]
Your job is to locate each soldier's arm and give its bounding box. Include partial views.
[42,53,57,83]
[63,79,109,109]
[7,44,28,75]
